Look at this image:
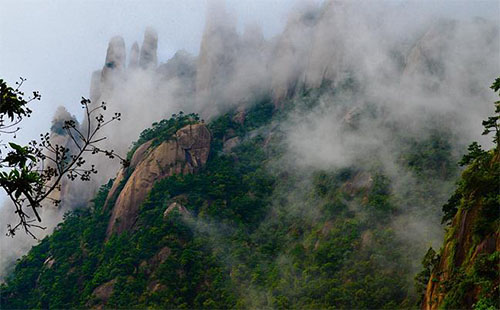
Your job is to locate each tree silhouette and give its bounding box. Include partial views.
[0,77,127,238]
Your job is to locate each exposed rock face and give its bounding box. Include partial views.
[90,279,117,307]
[422,152,499,309]
[89,70,102,103]
[101,36,126,84]
[130,140,154,168]
[402,21,456,91]
[106,124,210,236]
[43,256,55,269]
[128,42,140,69]
[139,27,158,70]
[422,209,499,310]
[140,246,171,275]
[196,2,239,98]
[104,140,153,208]
[270,6,318,106]
[163,202,190,218]
[303,1,350,89]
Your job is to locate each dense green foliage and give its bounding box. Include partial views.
[439,148,499,310]
[127,112,200,161]
[1,87,463,309]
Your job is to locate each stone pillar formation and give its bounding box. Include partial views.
[139,27,158,70]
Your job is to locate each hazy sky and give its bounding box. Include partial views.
[0,0,311,206]
[1,0,498,142]
[0,0,306,143]
[0,0,498,204]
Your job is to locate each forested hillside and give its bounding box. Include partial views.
[1,2,499,309]
[1,85,468,309]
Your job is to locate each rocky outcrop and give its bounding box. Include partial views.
[139,27,158,70]
[303,1,345,89]
[101,36,126,84]
[104,140,153,208]
[421,151,499,310]
[232,108,245,125]
[163,202,190,218]
[269,5,320,107]
[43,256,55,269]
[90,279,117,307]
[422,210,499,310]
[106,124,210,236]
[89,70,102,103]
[196,1,239,97]
[128,42,140,69]
[139,246,171,275]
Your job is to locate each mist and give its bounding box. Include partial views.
[1,0,499,285]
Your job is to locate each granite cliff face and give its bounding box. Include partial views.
[106,123,210,236]
[421,151,499,310]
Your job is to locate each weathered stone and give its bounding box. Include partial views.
[139,27,158,70]
[89,70,102,103]
[163,202,190,218]
[104,140,153,209]
[129,140,153,168]
[91,279,116,304]
[43,256,55,269]
[128,42,140,69]
[106,124,210,236]
[176,124,211,167]
[102,36,126,83]
[140,246,171,275]
[196,2,239,96]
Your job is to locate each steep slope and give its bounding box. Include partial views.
[107,123,210,236]
[0,88,464,309]
[421,149,499,310]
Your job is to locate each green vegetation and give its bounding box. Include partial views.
[0,78,124,237]
[416,78,500,310]
[1,85,469,309]
[127,112,200,160]
[439,147,499,310]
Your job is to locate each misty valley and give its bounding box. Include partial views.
[0,1,499,310]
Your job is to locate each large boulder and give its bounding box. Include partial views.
[106,124,210,236]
